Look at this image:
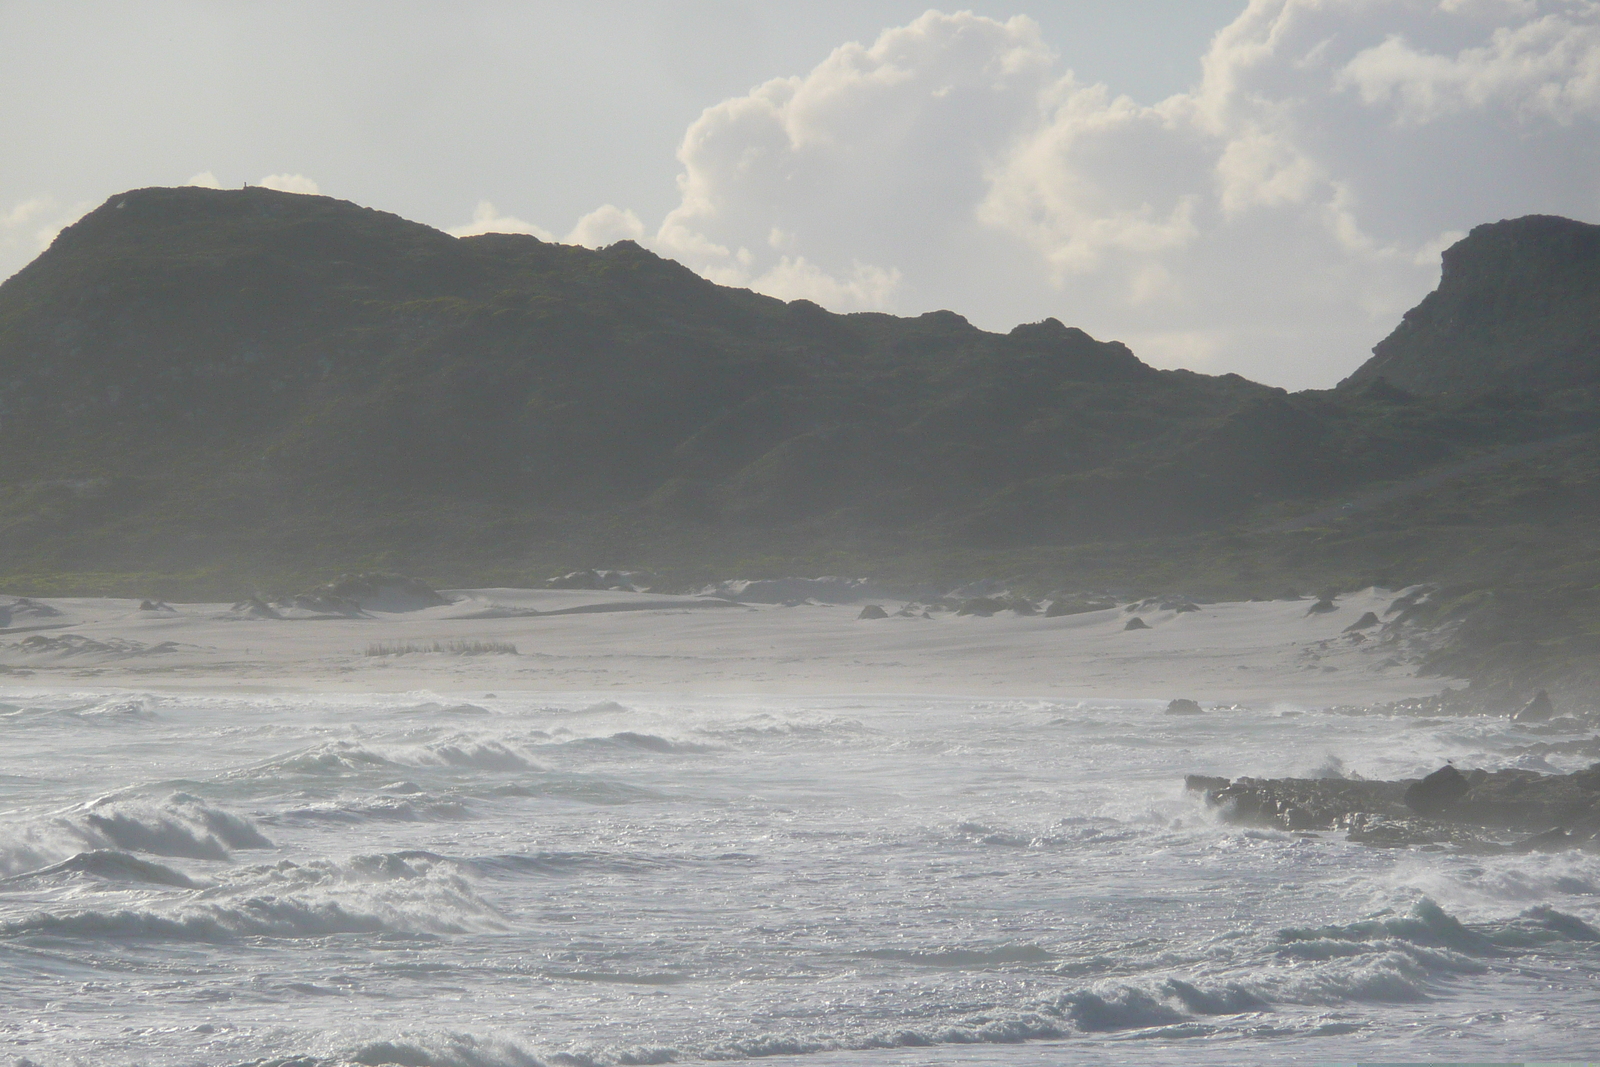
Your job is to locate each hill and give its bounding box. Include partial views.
[1,188,1598,701]
[1343,215,1600,395]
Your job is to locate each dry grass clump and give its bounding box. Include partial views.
[365,639,518,656]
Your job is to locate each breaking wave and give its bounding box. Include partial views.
[561,732,706,754]
[2,849,199,888]
[258,738,536,777]
[1,851,501,943]
[0,793,269,875]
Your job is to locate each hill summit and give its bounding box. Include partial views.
[1344,215,1600,395]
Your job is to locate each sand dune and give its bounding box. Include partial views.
[0,586,1457,703]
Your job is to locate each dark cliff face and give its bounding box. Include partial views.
[1343,215,1600,395]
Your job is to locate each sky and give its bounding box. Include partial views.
[3,1,1598,390]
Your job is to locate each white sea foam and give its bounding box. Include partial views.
[1,691,1596,1065]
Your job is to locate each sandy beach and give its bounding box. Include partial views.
[0,585,1455,703]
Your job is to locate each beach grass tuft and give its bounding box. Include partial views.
[365,639,518,656]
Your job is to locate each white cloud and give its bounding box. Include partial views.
[1338,9,1600,123]
[185,171,224,189]
[2,198,53,233]
[257,173,320,195]
[748,256,903,307]
[445,201,645,250]
[1,195,91,266]
[655,10,1054,311]
[446,200,555,240]
[643,1,1600,388]
[565,204,645,248]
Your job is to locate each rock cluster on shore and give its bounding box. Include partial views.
[1186,762,1600,851]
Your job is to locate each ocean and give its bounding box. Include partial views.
[1,689,1597,1065]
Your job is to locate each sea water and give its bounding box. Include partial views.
[0,690,1597,1065]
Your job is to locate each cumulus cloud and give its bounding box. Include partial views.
[655,10,1054,311]
[566,204,645,248]
[1339,7,1600,123]
[645,1,1600,387]
[446,201,647,249]
[446,200,555,240]
[185,171,223,189]
[1,195,91,265]
[257,173,320,195]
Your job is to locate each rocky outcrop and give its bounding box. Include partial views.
[1124,617,1150,631]
[1516,689,1555,722]
[0,598,63,628]
[1165,698,1203,715]
[1404,765,1470,816]
[296,573,450,612]
[857,604,889,620]
[229,597,282,620]
[546,569,651,592]
[1343,611,1380,632]
[1342,215,1600,394]
[1187,762,1600,850]
[1044,596,1116,617]
[957,597,1007,617]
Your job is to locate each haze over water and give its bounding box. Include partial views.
[2,688,1598,1065]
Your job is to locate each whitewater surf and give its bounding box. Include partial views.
[1,688,1596,1065]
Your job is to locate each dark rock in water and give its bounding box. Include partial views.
[1513,827,1578,853]
[1343,611,1380,632]
[139,600,158,611]
[857,604,889,620]
[1515,689,1555,722]
[1406,764,1471,816]
[1124,616,1150,631]
[1188,762,1600,847]
[1165,698,1204,715]
[1006,597,1039,616]
[1305,598,1337,615]
[957,597,1007,617]
[1172,602,1201,613]
[1192,775,1413,833]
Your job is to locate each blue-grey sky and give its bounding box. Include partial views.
[4,1,1598,388]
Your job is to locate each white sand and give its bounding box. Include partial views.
[0,586,1458,704]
